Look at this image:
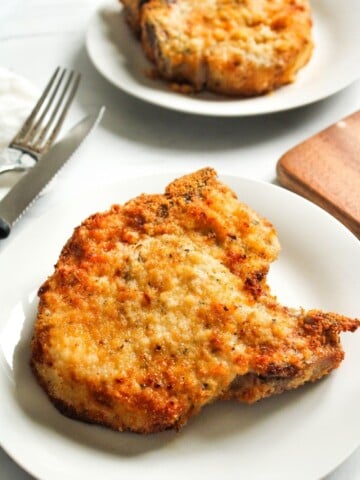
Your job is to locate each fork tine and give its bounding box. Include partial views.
[9,67,80,159]
[36,71,81,154]
[12,66,61,143]
[21,67,67,145]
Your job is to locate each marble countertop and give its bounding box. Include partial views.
[0,1,359,478]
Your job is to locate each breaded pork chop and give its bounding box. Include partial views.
[120,0,313,96]
[31,169,359,433]
[30,168,279,433]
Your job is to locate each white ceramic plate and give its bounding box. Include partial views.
[0,174,359,480]
[86,0,360,116]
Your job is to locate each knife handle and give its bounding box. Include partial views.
[0,218,11,238]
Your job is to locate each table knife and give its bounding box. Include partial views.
[0,107,105,239]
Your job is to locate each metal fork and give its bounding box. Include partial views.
[0,67,81,175]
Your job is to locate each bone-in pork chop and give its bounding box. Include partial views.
[31,169,359,433]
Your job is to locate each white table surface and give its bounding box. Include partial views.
[0,1,359,478]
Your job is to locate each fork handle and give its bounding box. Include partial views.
[0,147,36,174]
[0,147,37,237]
[0,217,11,238]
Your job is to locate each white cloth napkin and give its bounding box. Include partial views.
[0,67,38,198]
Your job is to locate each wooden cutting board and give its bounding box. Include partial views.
[277,110,360,238]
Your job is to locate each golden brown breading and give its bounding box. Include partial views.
[120,0,314,96]
[32,235,250,432]
[123,167,280,297]
[30,169,359,433]
[121,0,144,34]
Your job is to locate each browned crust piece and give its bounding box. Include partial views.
[120,0,146,35]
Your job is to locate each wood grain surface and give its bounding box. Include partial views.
[277,110,360,238]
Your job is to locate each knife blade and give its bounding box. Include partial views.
[0,107,105,239]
